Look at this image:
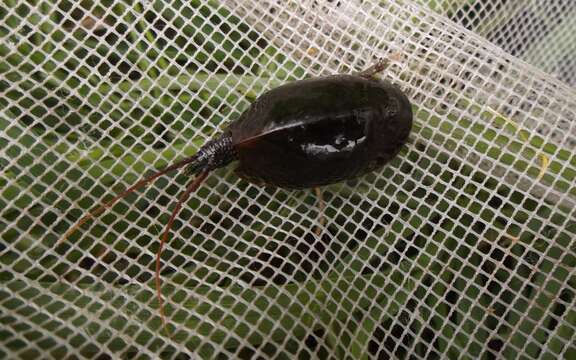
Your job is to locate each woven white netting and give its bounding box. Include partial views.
[428,0,576,87]
[1,0,575,359]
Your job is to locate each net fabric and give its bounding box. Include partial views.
[1,0,575,359]
[421,0,576,87]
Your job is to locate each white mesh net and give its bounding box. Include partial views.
[1,0,575,359]
[432,0,576,87]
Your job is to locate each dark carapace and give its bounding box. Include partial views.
[61,60,413,333]
[187,70,412,188]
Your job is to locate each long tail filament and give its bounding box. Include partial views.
[58,156,200,245]
[156,171,209,336]
[58,155,210,336]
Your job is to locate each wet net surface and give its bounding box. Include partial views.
[1,1,575,359]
